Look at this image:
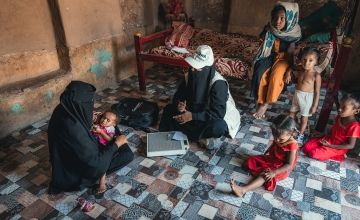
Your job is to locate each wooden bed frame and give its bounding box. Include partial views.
[134,29,189,92]
[134,29,353,132]
[315,37,353,131]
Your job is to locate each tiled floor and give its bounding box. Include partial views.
[1,65,360,220]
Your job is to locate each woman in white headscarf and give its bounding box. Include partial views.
[159,45,241,149]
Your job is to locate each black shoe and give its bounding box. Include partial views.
[91,185,106,199]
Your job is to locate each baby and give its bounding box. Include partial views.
[290,47,321,144]
[91,110,119,197]
[92,110,119,146]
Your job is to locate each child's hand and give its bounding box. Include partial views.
[92,125,102,134]
[319,138,330,146]
[310,105,317,114]
[284,70,292,84]
[264,169,276,181]
[115,135,128,147]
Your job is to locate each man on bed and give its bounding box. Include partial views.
[159,45,241,149]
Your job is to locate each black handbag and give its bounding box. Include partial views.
[111,98,159,129]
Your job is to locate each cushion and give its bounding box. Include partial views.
[166,21,195,48]
[304,32,331,43]
[299,1,342,39]
[293,42,334,74]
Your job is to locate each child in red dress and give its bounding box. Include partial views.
[231,115,298,196]
[303,93,360,161]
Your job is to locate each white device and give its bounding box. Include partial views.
[146,131,190,157]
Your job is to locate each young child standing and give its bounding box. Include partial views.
[290,47,321,144]
[91,110,121,197]
[231,115,298,196]
[303,93,360,161]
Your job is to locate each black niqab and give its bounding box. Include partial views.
[60,81,96,130]
[187,65,215,112]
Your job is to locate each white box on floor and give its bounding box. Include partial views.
[147,132,190,157]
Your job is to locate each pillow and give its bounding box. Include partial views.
[166,21,195,48]
[299,1,342,39]
[304,32,331,43]
[293,42,333,74]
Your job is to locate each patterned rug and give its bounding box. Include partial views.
[0,65,359,220]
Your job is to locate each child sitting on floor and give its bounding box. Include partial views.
[91,110,120,196]
[231,115,298,196]
[289,47,321,145]
[303,93,360,161]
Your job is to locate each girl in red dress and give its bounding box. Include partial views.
[303,93,360,161]
[231,115,298,196]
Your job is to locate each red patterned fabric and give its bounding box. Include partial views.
[166,22,195,47]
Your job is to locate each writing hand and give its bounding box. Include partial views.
[173,111,192,124]
[177,100,187,113]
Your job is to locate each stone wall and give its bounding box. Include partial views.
[0,0,159,138]
[0,0,59,87]
[182,0,230,32]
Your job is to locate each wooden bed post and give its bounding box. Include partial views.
[315,37,353,131]
[134,32,146,91]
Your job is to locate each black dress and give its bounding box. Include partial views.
[159,65,229,141]
[48,81,134,194]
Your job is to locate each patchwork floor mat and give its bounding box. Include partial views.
[0,65,359,219]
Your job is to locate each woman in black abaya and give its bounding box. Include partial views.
[48,81,134,194]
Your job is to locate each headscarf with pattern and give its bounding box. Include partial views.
[253,1,302,64]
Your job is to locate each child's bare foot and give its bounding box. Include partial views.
[231,179,246,197]
[252,104,268,119]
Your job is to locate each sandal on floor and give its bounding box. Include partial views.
[77,197,95,212]
[91,184,108,199]
[94,188,107,199]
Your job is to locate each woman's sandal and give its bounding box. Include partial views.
[77,197,95,212]
[91,184,109,199]
[94,187,107,199]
